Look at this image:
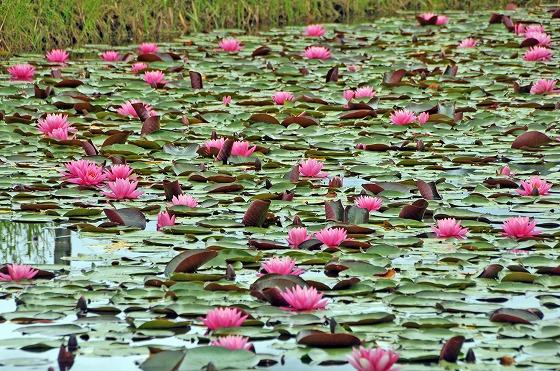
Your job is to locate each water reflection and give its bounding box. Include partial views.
[54,228,72,264]
[0,221,73,265]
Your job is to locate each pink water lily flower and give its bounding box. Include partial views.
[287,227,311,248]
[515,23,545,35]
[104,164,135,181]
[329,176,343,188]
[7,64,35,81]
[260,257,304,276]
[219,38,242,53]
[103,178,142,199]
[204,138,226,154]
[170,194,198,208]
[62,159,106,186]
[354,86,376,100]
[231,141,256,157]
[514,23,526,35]
[299,159,328,178]
[304,24,326,37]
[354,196,383,212]
[530,79,558,95]
[417,112,430,125]
[46,127,73,141]
[502,217,540,239]
[500,165,513,176]
[303,46,331,60]
[101,51,120,62]
[0,264,39,282]
[419,12,436,21]
[343,90,355,102]
[211,335,252,351]
[117,100,157,118]
[517,24,545,35]
[143,70,166,88]
[390,109,417,126]
[315,227,347,248]
[348,346,399,371]
[280,286,328,311]
[458,38,478,48]
[202,307,248,330]
[138,42,158,54]
[432,218,469,239]
[46,49,69,63]
[272,91,294,105]
[436,15,449,25]
[419,13,448,25]
[526,24,545,33]
[130,62,148,74]
[516,176,552,196]
[37,113,76,140]
[523,46,553,62]
[524,32,551,47]
[347,64,361,73]
[156,211,176,230]
[223,95,232,106]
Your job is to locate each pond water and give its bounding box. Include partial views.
[0,222,347,370]
[0,221,102,267]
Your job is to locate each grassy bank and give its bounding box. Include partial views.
[0,0,538,55]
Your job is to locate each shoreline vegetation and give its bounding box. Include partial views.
[0,0,535,55]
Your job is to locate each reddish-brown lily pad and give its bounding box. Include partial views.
[511,131,552,149]
[490,308,543,324]
[296,330,361,348]
[164,249,218,275]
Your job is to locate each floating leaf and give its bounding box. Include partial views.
[383,69,406,85]
[511,131,552,149]
[490,308,543,324]
[164,249,218,275]
[325,66,339,83]
[104,208,146,229]
[141,116,160,135]
[163,180,182,201]
[140,350,185,371]
[399,199,428,221]
[282,115,319,127]
[416,180,441,200]
[189,71,203,89]
[439,336,464,362]
[478,264,503,279]
[296,330,361,348]
[325,200,344,222]
[102,131,131,147]
[242,200,271,227]
[252,46,271,57]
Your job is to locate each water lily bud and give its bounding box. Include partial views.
[281,191,294,201]
[328,176,343,189]
[465,348,476,363]
[68,335,78,352]
[57,345,74,371]
[226,264,236,281]
[329,318,337,333]
[254,157,262,171]
[76,296,87,312]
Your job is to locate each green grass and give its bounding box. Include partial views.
[0,0,540,55]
